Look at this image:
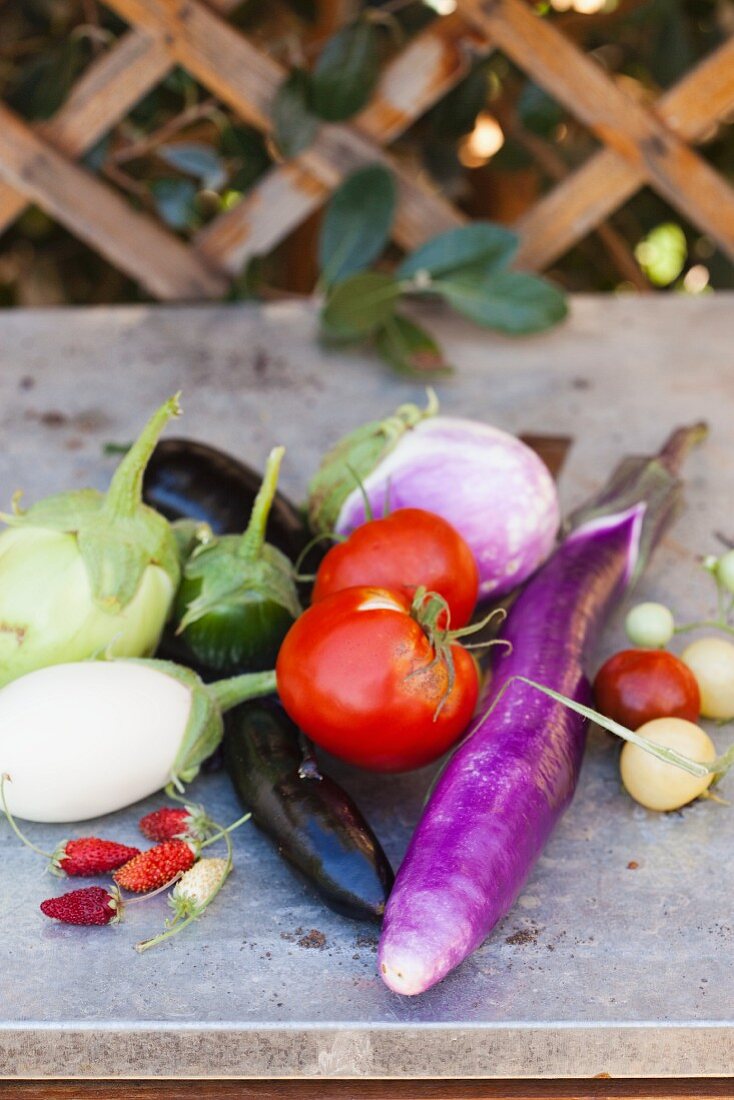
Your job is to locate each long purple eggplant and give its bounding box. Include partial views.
[378,424,706,996]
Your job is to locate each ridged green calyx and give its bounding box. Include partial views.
[174,446,301,673]
[307,388,438,535]
[125,658,277,789]
[0,396,181,686]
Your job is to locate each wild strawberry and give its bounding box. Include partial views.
[114,839,196,893]
[174,858,230,914]
[138,805,211,842]
[135,857,231,953]
[40,885,122,926]
[52,838,140,877]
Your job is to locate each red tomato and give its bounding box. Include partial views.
[276,586,479,772]
[593,649,701,730]
[312,508,479,629]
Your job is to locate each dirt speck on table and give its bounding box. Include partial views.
[298,929,326,950]
[505,929,537,947]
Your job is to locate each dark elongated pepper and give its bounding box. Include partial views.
[143,437,308,557]
[224,700,394,920]
[173,447,301,674]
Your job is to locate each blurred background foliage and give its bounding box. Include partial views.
[0,0,732,306]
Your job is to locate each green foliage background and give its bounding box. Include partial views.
[0,0,732,306]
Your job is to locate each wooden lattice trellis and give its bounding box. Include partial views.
[1,0,733,300]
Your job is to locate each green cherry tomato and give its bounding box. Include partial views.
[624,602,675,649]
[715,550,734,595]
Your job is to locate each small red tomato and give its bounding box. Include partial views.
[312,508,479,629]
[276,586,478,772]
[593,649,701,730]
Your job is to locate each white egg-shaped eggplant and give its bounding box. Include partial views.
[0,660,276,822]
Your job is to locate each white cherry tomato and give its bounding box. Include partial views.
[681,636,734,720]
[625,602,675,649]
[620,717,715,812]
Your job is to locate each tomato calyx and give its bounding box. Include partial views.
[408,586,509,719]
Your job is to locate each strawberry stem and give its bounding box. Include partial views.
[134,829,233,953]
[199,811,251,849]
[0,774,53,861]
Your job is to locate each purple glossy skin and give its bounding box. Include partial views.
[335,418,560,600]
[378,506,644,996]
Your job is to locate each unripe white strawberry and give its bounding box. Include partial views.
[173,858,230,911]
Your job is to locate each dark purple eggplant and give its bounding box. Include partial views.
[143,437,309,559]
[224,700,394,921]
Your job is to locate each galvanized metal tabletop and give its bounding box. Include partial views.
[0,295,733,1080]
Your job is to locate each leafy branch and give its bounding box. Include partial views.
[271,16,381,158]
[315,164,569,377]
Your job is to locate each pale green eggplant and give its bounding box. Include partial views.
[0,395,182,687]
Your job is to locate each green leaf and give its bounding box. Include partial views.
[157,144,227,190]
[398,223,518,281]
[310,21,379,122]
[518,81,564,138]
[432,269,568,334]
[151,179,199,231]
[375,314,452,377]
[425,67,489,139]
[319,165,396,286]
[272,69,319,158]
[321,272,400,341]
[219,125,271,191]
[8,38,88,121]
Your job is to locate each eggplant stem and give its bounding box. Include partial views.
[104,394,181,520]
[236,446,285,564]
[207,670,277,712]
[657,421,708,476]
[346,463,374,522]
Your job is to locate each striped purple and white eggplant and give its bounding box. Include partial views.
[307,393,560,600]
[378,423,706,996]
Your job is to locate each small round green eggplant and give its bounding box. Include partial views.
[174,447,300,674]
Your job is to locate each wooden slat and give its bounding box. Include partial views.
[0,0,240,237]
[0,103,226,300]
[195,14,482,271]
[355,12,489,145]
[0,0,731,297]
[459,0,734,261]
[200,12,488,270]
[103,0,277,129]
[105,0,468,274]
[0,33,170,234]
[515,35,734,269]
